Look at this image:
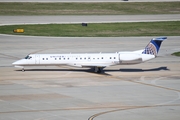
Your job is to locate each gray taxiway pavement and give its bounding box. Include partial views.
[1,14,180,25]
[0,35,180,120]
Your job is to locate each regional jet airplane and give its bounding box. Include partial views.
[12,37,167,73]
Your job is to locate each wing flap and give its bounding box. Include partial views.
[81,64,108,68]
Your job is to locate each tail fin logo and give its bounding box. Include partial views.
[142,37,167,56]
[142,41,157,56]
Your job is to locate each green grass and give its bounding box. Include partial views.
[0,2,180,15]
[0,21,179,37]
[172,52,180,56]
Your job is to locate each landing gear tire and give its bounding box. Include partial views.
[22,68,25,72]
[94,67,104,73]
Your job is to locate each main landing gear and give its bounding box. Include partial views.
[94,67,104,73]
[22,68,25,72]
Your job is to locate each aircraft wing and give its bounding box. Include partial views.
[81,64,108,68]
[67,63,110,68]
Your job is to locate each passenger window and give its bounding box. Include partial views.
[43,58,44,60]
[64,58,65,60]
[102,57,103,59]
[114,57,116,59]
[55,58,57,60]
[59,58,61,60]
[110,57,111,59]
[46,58,48,60]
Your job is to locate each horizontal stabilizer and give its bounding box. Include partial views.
[152,36,167,41]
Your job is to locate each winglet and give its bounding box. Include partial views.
[142,37,167,56]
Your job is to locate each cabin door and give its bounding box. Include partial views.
[118,54,121,64]
[35,55,40,64]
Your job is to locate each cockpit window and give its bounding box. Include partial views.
[25,55,32,59]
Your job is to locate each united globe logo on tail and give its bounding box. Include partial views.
[142,37,167,57]
[142,41,158,56]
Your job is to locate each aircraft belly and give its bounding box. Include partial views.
[67,61,118,68]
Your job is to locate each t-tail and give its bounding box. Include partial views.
[142,37,167,57]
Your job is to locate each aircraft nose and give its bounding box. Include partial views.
[12,61,19,65]
[12,60,23,65]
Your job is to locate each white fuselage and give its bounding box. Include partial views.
[12,52,155,68]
